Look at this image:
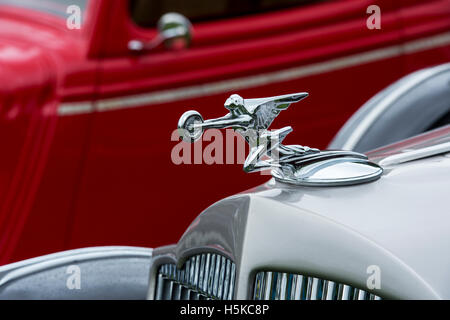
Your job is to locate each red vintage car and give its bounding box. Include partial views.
[0,0,449,264]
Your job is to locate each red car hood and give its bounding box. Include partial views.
[0,14,89,262]
[0,38,55,108]
[0,13,88,109]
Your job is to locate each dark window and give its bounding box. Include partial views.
[427,110,450,131]
[129,0,326,28]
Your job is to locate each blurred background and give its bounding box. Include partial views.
[0,0,448,263]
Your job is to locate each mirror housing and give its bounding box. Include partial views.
[128,13,193,52]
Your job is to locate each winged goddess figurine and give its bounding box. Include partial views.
[177,92,383,186]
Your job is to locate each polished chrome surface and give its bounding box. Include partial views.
[177,110,204,142]
[129,12,192,52]
[177,92,383,186]
[271,156,383,186]
[154,253,236,300]
[379,141,450,167]
[253,271,382,300]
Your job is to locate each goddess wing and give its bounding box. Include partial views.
[244,92,308,130]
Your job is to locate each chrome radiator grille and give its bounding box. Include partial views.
[155,253,236,300]
[253,271,382,300]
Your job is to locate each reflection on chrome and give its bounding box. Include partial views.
[177,92,383,186]
[155,253,236,300]
[254,271,382,300]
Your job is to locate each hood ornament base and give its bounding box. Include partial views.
[177,93,383,187]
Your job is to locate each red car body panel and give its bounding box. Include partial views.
[0,0,448,263]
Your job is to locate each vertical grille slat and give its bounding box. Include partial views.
[198,254,206,291]
[172,282,182,300]
[358,289,368,300]
[341,285,353,300]
[155,253,236,300]
[223,259,231,300]
[253,271,382,300]
[324,280,338,300]
[162,278,173,300]
[180,286,190,300]
[288,274,297,300]
[292,275,302,300]
[193,255,200,289]
[202,253,211,292]
[208,254,216,296]
[217,256,226,299]
[212,255,221,297]
[189,257,195,287]
[310,278,324,300]
[155,274,164,300]
[263,272,272,300]
[253,272,265,300]
[228,263,236,300]
[270,272,279,300]
[305,277,313,300]
[279,273,288,300]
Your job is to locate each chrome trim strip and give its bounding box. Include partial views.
[58,102,94,116]
[379,141,450,166]
[58,32,450,116]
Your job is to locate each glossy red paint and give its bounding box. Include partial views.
[0,0,448,263]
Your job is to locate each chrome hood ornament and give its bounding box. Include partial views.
[177,93,383,186]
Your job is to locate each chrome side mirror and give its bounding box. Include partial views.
[129,13,193,53]
[158,13,192,49]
